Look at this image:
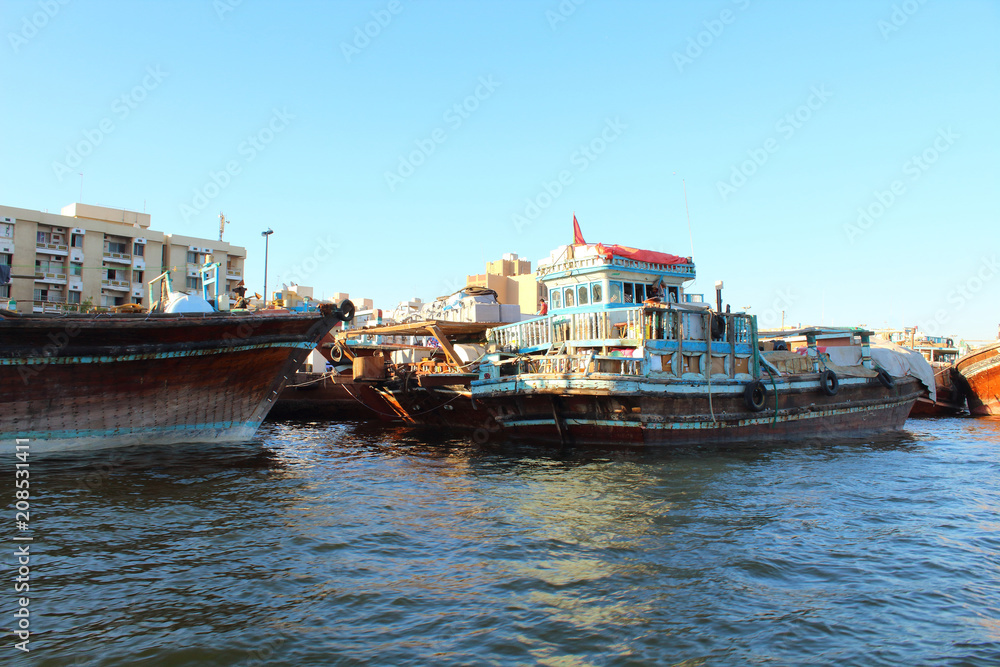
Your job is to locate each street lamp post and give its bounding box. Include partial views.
[261,228,273,306]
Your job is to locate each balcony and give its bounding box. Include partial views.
[32,295,67,314]
[226,267,242,279]
[103,251,132,265]
[34,271,68,285]
[101,279,131,292]
[36,242,69,256]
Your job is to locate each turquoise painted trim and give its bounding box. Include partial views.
[5,421,248,440]
[549,302,658,315]
[0,341,312,366]
[501,397,915,430]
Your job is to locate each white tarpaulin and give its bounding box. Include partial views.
[820,342,936,401]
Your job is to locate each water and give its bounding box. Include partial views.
[5,417,1000,666]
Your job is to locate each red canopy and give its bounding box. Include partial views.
[593,243,689,266]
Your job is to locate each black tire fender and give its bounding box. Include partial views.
[337,299,356,323]
[744,379,767,412]
[877,369,895,389]
[820,369,839,396]
[711,314,726,341]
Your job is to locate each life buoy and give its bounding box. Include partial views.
[820,369,839,396]
[877,369,895,389]
[337,299,356,323]
[744,379,767,412]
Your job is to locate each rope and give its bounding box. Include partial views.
[285,371,337,388]
[761,364,779,425]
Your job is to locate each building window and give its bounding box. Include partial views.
[71,234,84,248]
[33,288,46,302]
[186,277,198,289]
[68,291,81,305]
[70,263,83,276]
[187,252,199,264]
[37,231,50,244]
[1,253,11,266]
[592,282,603,303]
[0,285,8,299]
[133,243,144,256]
[132,270,144,283]
[105,241,128,254]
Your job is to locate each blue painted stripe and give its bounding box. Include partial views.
[6,421,250,440]
[0,341,313,366]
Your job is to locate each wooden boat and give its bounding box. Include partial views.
[953,340,1000,416]
[874,329,965,416]
[0,303,347,452]
[469,241,926,447]
[328,320,502,439]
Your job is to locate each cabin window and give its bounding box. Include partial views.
[592,282,603,303]
[551,290,562,309]
[635,283,646,302]
[564,287,575,307]
[624,283,634,303]
[609,281,623,303]
[577,285,589,305]
[668,286,678,302]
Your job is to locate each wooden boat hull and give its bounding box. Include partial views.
[954,341,1000,416]
[909,361,965,416]
[0,310,338,452]
[473,374,923,447]
[270,372,376,421]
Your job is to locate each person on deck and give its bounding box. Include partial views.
[537,298,548,316]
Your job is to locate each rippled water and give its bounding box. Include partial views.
[5,417,1000,666]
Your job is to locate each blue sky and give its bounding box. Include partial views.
[2,0,998,339]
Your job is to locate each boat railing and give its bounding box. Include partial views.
[489,306,754,353]
[537,255,696,279]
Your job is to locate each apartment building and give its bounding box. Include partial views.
[465,252,544,317]
[0,202,246,313]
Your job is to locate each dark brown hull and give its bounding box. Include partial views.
[0,310,337,451]
[909,362,965,416]
[269,373,372,421]
[473,374,922,447]
[954,342,1000,416]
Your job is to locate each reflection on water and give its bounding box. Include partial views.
[5,417,999,665]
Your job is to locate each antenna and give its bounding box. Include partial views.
[219,212,230,241]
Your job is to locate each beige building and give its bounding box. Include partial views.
[466,252,544,317]
[0,202,245,313]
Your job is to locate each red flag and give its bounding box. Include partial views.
[572,214,585,245]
